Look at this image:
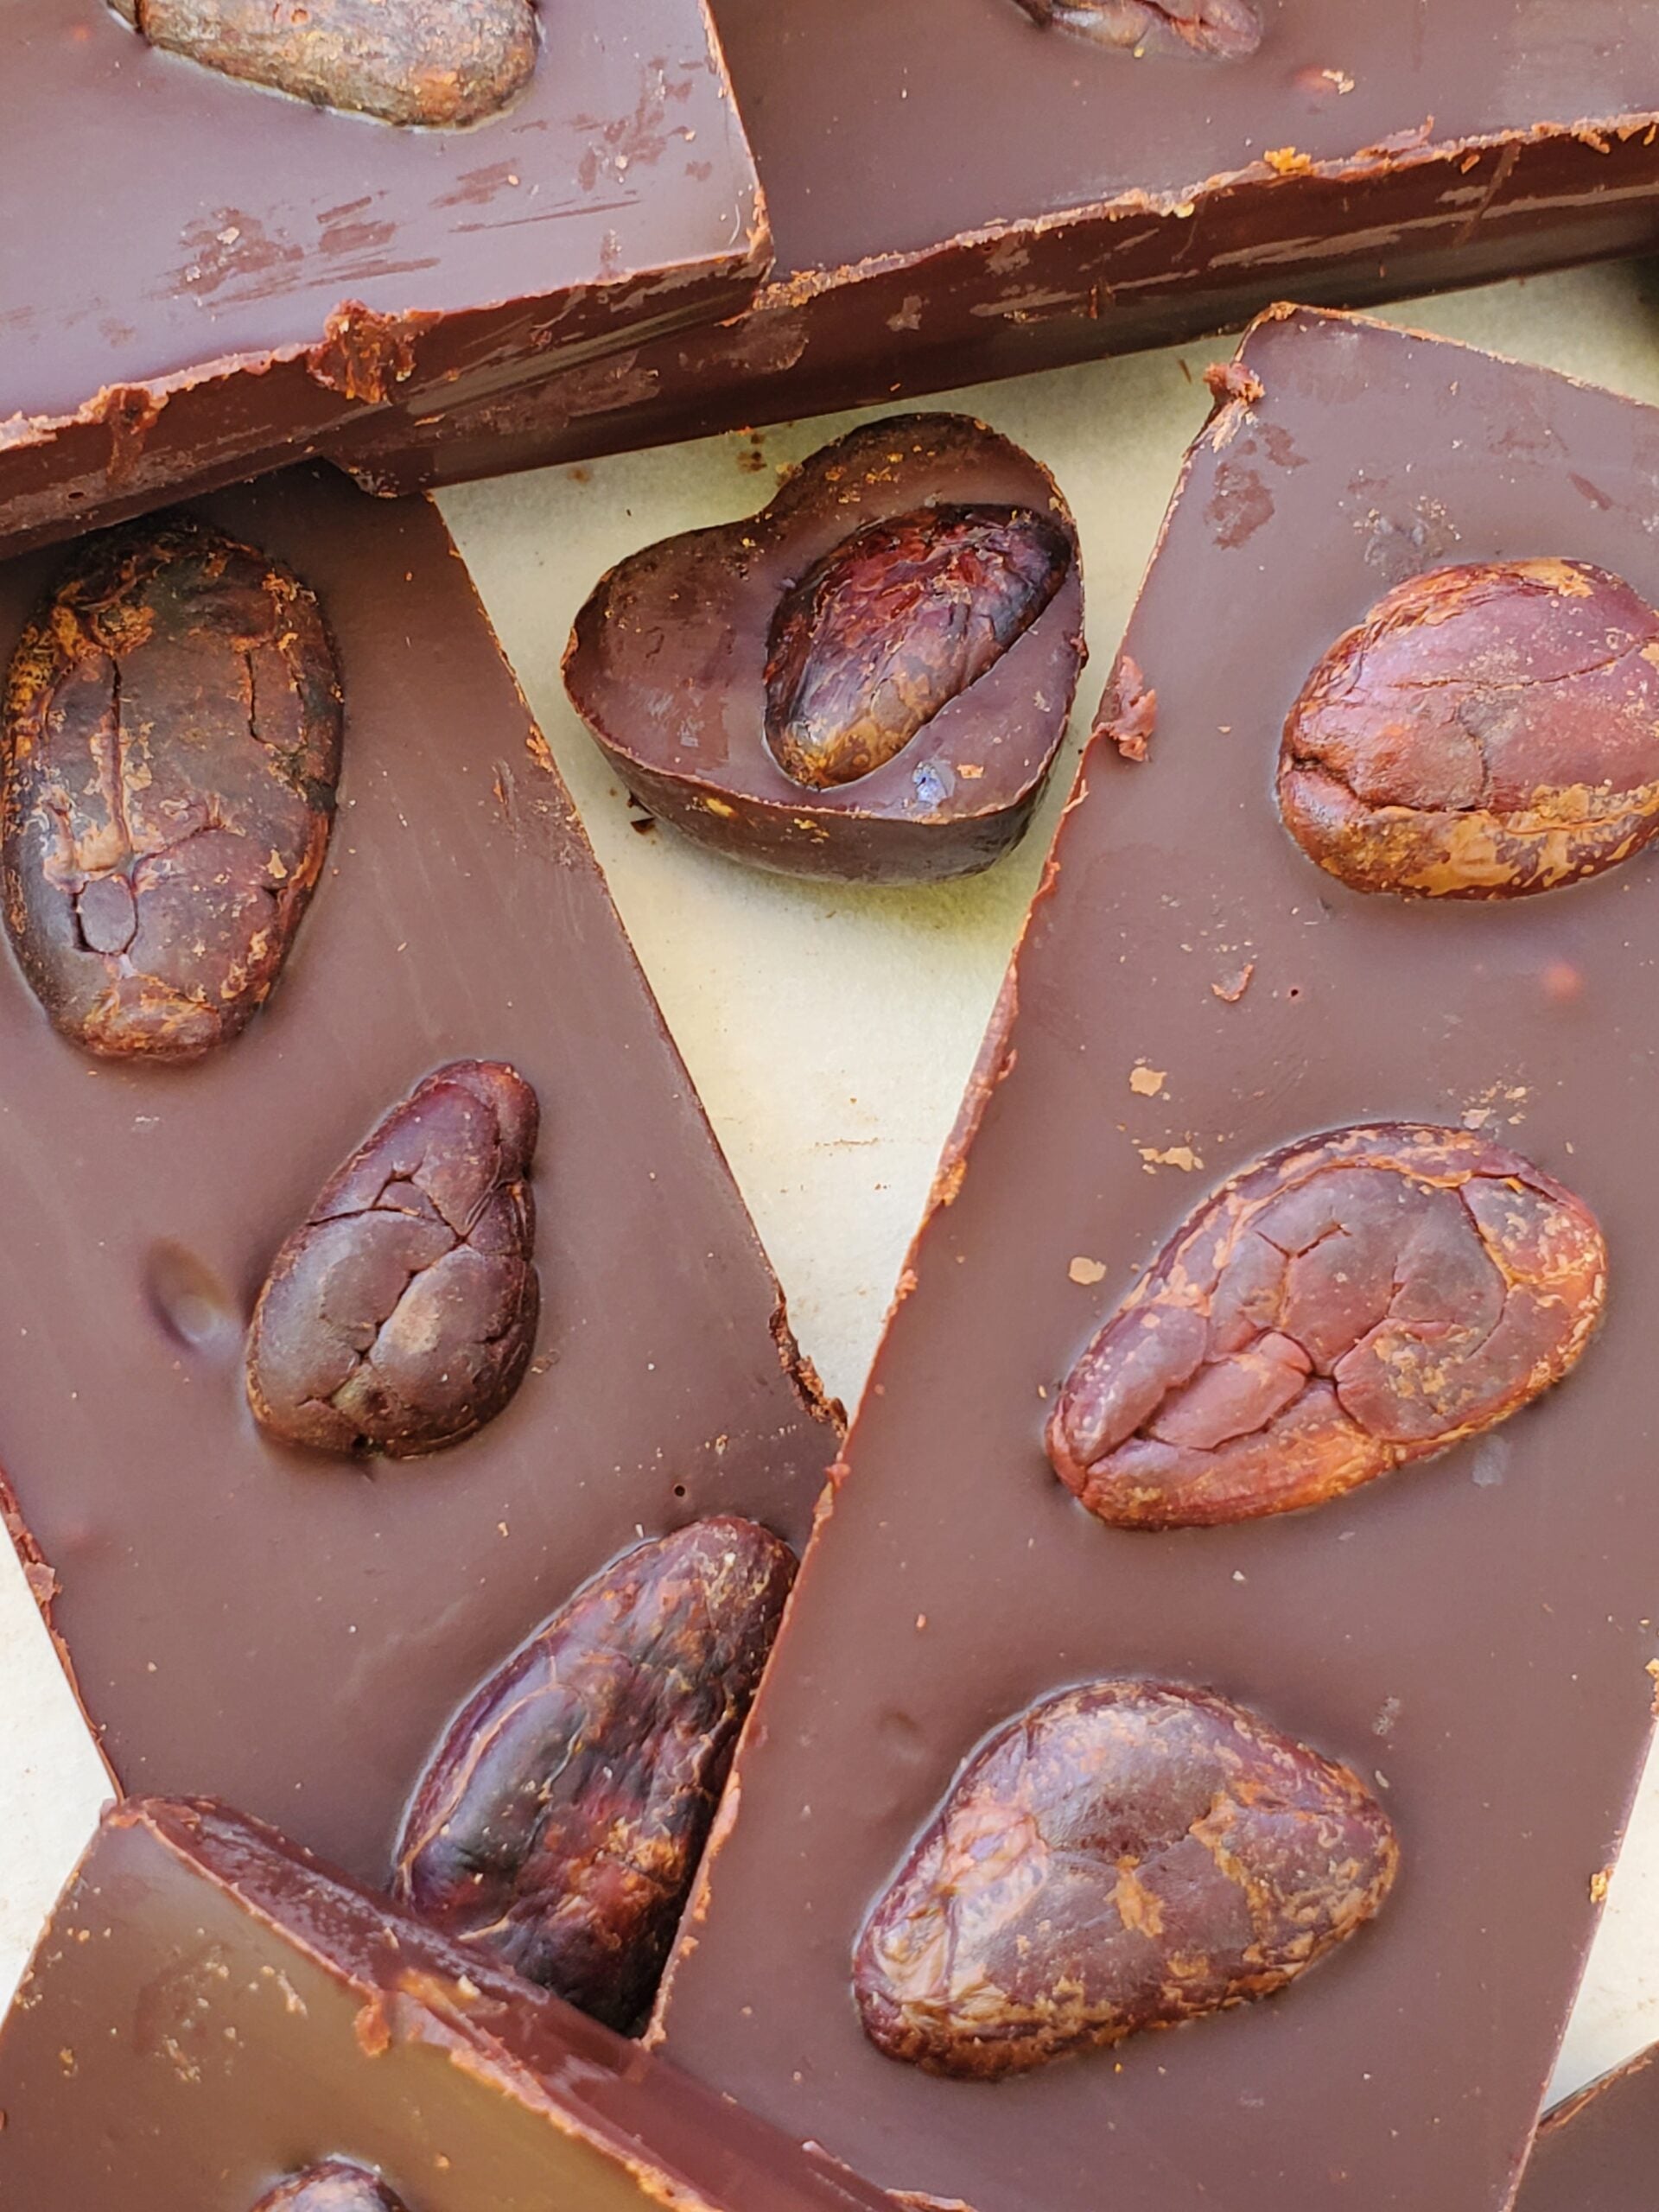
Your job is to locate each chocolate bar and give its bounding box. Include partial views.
[0,1796,895,2210]
[1,0,767,556]
[1518,2047,1659,2209]
[328,0,1659,495]
[0,463,836,1897]
[646,307,1659,2209]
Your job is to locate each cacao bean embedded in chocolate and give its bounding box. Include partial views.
[107,0,538,128]
[1279,560,1659,898]
[1047,1123,1606,1529]
[3,518,340,1060]
[394,1517,797,2031]
[855,1680,1397,2080]
[763,506,1072,791]
[246,1062,539,1459]
[251,2164,410,2212]
[1012,0,1264,61]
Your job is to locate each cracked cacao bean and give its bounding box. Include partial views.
[3,518,340,1060]
[108,0,538,128]
[764,506,1072,790]
[855,1680,1397,2080]
[394,1517,797,2031]
[247,1061,538,1459]
[252,2165,409,2212]
[1279,560,1659,898]
[1047,1123,1606,1529]
[1012,0,1264,61]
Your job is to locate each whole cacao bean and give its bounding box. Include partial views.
[108,0,537,128]
[764,505,1072,790]
[1012,0,1264,61]
[247,1062,538,1460]
[394,1517,797,2031]
[251,2164,409,2212]
[1048,1124,1606,1529]
[855,1681,1397,2080]
[1279,561,1659,898]
[3,518,340,1060]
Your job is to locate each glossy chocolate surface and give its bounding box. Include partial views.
[0,465,834,1891]
[1519,2047,1659,2210]
[1,0,766,554]
[652,309,1659,2210]
[329,0,1659,493]
[563,416,1084,883]
[0,1798,896,2211]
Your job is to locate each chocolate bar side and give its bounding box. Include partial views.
[326,0,1659,493]
[0,0,770,556]
[0,463,835,1891]
[647,307,1659,2211]
[1518,2049,1659,2209]
[0,1798,894,2212]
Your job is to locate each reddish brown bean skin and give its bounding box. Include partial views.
[1279,561,1659,898]
[764,505,1072,790]
[1047,1124,1606,1529]
[3,518,340,1060]
[246,1062,538,1460]
[109,0,537,127]
[251,2165,410,2212]
[855,1681,1397,2080]
[1012,0,1263,60]
[394,1518,797,2031]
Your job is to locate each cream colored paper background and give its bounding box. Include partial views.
[5,260,1659,2111]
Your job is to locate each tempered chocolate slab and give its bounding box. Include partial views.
[328,0,1659,493]
[1518,2047,1659,2210]
[0,1798,895,2210]
[0,464,833,1889]
[651,307,1659,2210]
[0,0,766,555]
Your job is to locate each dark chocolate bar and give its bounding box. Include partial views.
[0,1796,895,2211]
[0,1,767,556]
[1517,2047,1659,2209]
[647,308,1659,2211]
[0,463,835,1897]
[328,0,1659,494]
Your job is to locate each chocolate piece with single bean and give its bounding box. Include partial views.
[246,1061,538,1459]
[395,1518,796,2031]
[3,518,340,1059]
[251,2165,410,2212]
[108,0,538,127]
[1047,1123,1606,1529]
[1012,0,1263,60]
[855,1681,1397,2080]
[1279,561,1659,899]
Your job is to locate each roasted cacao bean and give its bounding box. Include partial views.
[764,505,1072,790]
[246,1061,538,1459]
[3,518,340,1060]
[251,2164,409,2212]
[1012,0,1264,61]
[109,0,537,128]
[1048,1123,1606,1529]
[394,1517,796,2031]
[1279,560,1659,898]
[855,1681,1396,2080]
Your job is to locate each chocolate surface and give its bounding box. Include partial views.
[0,465,834,1891]
[563,416,1084,883]
[1,0,766,555]
[329,0,1659,493]
[0,1798,899,2211]
[652,309,1659,2210]
[1518,2045,1659,2210]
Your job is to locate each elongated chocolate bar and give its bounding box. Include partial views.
[1,0,766,556]
[0,1797,894,2211]
[1517,2047,1659,2209]
[0,463,835,1896]
[648,308,1659,2210]
[329,0,1659,494]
